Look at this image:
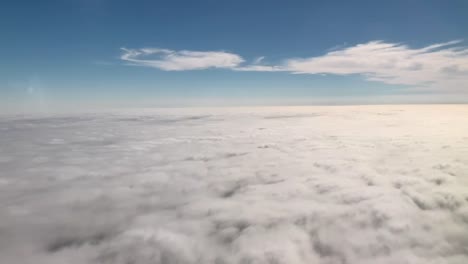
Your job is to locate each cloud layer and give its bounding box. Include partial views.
[1,106,468,264]
[121,40,468,90]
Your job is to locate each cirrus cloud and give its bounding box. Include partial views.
[284,40,468,90]
[120,40,468,90]
[120,48,244,71]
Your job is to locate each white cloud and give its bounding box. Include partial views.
[284,40,468,90]
[121,40,468,91]
[1,106,468,264]
[120,48,244,71]
[233,64,284,72]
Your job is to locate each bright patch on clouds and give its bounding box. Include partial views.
[1,106,468,264]
[121,40,468,90]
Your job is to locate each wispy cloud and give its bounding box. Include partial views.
[284,40,468,90]
[120,40,468,90]
[120,48,244,71]
[253,56,265,64]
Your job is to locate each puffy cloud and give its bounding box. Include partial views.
[1,106,468,264]
[120,48,244,71]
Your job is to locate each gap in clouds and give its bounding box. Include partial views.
[120,40,468,91]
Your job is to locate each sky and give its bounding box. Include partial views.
[1,0,468,112]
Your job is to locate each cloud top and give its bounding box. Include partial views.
[2,106,468,264]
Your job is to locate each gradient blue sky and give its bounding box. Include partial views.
[1,0,468,112]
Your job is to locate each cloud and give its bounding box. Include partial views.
[120,48,244,71]
[120,40,468,90]
[233,64,284,72]
[284,40,468,90]
[232,56,286,72]
[253,56,265,64]
[1,106,468,264]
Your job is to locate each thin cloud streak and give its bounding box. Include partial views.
[120,48,244,71]
[120,40,468,90]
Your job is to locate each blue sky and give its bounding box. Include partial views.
[1,0,468,111]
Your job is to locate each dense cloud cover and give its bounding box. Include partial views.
[1,106,468,264]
